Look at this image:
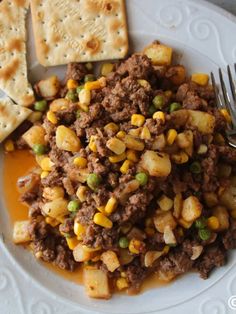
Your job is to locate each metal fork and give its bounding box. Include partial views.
[211,64,236,148]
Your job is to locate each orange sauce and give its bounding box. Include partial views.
[3,149,168,291]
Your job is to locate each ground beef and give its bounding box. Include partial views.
[195,246,226,279]
[183,91,207,110]
[65,62,88,81]
[201,144,219,192]
[41,169,63,187]
[59,218,74,236]
[159,250,193,276]
[223,219,236,250]
[126,259,149,291]
[18,173,41,204]
[28,218,51,241]
[219,145,236,163]
[62,177,75,195]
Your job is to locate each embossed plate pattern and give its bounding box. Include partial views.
[1,0,236,313]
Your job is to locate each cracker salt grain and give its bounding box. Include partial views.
[0,0,35,106]
[30,0,129,66]
[0,97,32,143]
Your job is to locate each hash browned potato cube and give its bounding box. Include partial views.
[212,206,229,231]
[22,125,46,148]
[181,196,202,222]
[101,250,120,272]
[166,65,186,85]
[36,75,60,99]
[187,110,215,134]
[220,186,236,211]
[144,43,173,66]
[42,198,69,219]
[83,267,111,299]
[140,150,171,177]
[154,211,177,233]
[13,220,31,244]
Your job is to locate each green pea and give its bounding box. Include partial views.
[153,95,164,109]
[119,237,129,249]
[68,200,80,212]
[32,144,47,155]
[198,228,211,241]
[66,90,78,102]
[84,74,95,82]
[34,100,48,112]
[148,105,156,116]
[76,85,84,94]
[195,217,207,229]
[190,161,202,174]
[87,173,102,191]
[135,172,149,186]
[169,102,182,113]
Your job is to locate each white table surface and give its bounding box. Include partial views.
[208,0,236,15]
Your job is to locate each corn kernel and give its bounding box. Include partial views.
[47,111,58,124]
[66,237,79,250]
[74,221,85,239]
[162,245,170,255]
[137,79,151,89]
[109,152,126,163]
[116,277,129,290]
[101,63,114,76]
[120,159,133,174]
[104,122,119,134]
[191,73,209,86]
[106,137,126,155]
[93,213,113,229]
[73,157,87,168]
[207,216,220,231]
[4,139,14,152]
[82,245,101,252]
[145,227,155,236]
[124,135,144,151]
[128,128,142,137]
[116,131,126,139]
[45,217,60,227]
[41,171,49,179]
[231,210,236,219]
[76,186,88,202]
[166,129,177,145]
[28,111,43,123]
[131,114,145,127]
[98,76,106,88]
[126,149,139,163]
[153,111,165,123]
[97,206,106,213]
[197,144,208,155]
[140,126,151,140]
[79,89,91,105]
[171,151,189,164]
[129,238,142,254]
[89,135,97,152]
[105,197,118,215]
[40,157,54,171]
[158,195,173,211]
[84,81,101,91]
[67,79,78,89]
[121,271,127,278]
[220,109,232,123]
[78,102,89,112]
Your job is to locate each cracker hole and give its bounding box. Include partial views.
[79,17,82,21]
[117,31,120,35]
[3,123,7,129]
[12,77,16,82]
[106,3,112,11]
[115,13,119,17]
[80,35,84,38]
[82,52,86,56]
[60,19,63,22]
[101,50,104,54]
[42,21,45,25]
[64,54,68,58]
[64,15,68,19]
[14,28,18,32]
[43,39,47,42]
[55,43,59,47]
[16,111,20,116]
[97,15,101,18]
[9,27,13,31]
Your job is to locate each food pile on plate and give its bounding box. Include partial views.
[2,0,236,300]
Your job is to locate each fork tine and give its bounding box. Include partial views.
[219,68,231,109]
[211,72,224,109]
[227,65,236,102]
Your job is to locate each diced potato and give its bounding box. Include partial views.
[181,196,202,222]
[37,75,60,99]
[73,243,91,262]
[76,186,88,202]
[119,179,140,205]
[191,245,203,260]
[127,227,146,240]
[140,150,171,177]
[173,193,183,219]
[187,110,215,134]
[13,220,31,244]
[42,186,64,200]
[204,192,218,208]
[50,98,70,112]
[42,198,69,219]
[191,73,209,86]
[178,218,193,229]
[163,225,177,245]
[167,65,186,85]
[144,250,163,267]
[212,206,229,231]
[152,134,166,150]
[220,186,236,211]
[182,130,193,156]
[154,211,177,233]
[84,267,111,299]
[22,125,46,148]
[143,43,172,66]
[56,125,81,152]
[100,250,120,272]
[158,195,173,211]
[176,132,192,149]
[157,270,176,282]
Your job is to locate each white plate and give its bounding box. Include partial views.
[1,0,236,313]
